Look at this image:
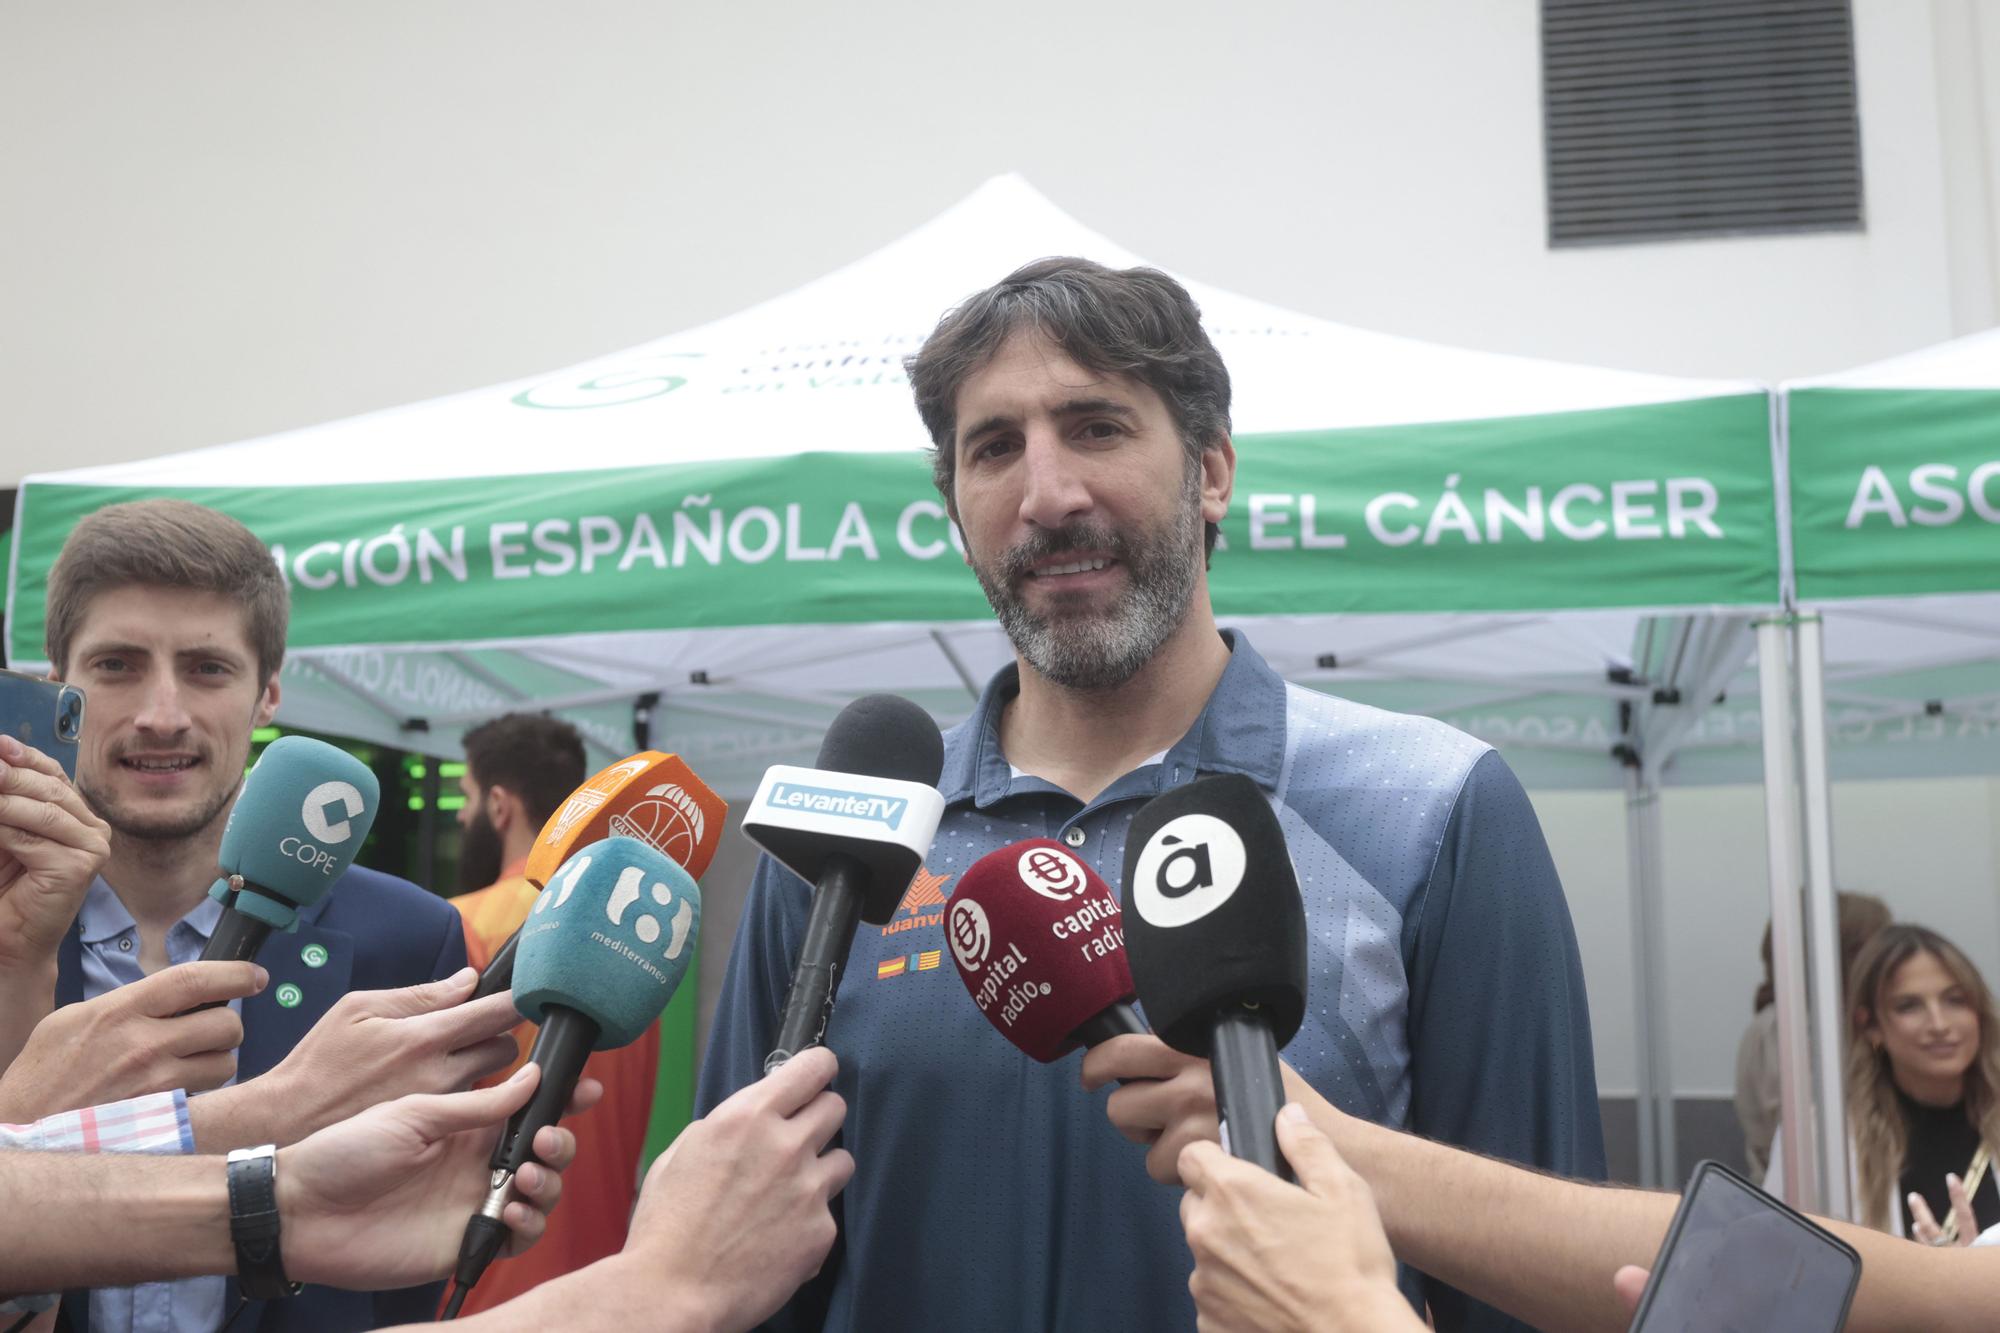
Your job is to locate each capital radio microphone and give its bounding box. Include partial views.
[744,693,945,1073]
[443,835,700,1317]
[947,839,1145,1062]
[195,737,380,984]
[1123,773,1307,1180]
[472,751,726,1001]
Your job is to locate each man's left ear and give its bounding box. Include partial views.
[1201,436,1236,525]
[255,675,281,728]
[482,780,520,832]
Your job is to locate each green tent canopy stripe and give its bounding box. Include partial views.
[1789,387,2000,601]
[6,394,1777,665]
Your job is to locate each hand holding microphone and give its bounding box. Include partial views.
[444,835,701,1315]
[185,969,524,1152]
[1087,774,1309,1182]
[744,694,945,1072]
[0,961,265,1120]
[279,1061,602,1291]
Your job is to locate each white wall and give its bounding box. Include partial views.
[2,0,1995,484]
[1542,778,2000,1098]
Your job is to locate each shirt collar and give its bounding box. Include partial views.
[78,874,225,946]
[939,627,1287,809]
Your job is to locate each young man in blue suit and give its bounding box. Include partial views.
[37,498,507,1332]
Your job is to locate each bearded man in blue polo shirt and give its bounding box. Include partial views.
[697,258,1604,1332]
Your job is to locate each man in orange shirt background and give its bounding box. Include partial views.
[451,713,660,1315]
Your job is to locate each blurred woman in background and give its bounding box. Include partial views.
[1771,923,2000,1243]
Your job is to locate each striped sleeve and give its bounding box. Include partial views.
[0,1089,194,1311]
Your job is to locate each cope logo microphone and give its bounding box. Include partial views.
[195,737,380,978]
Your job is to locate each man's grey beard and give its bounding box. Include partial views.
[969,468,1205,691]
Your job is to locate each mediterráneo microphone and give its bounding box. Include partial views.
[200,736,380,969]
[1123,773,1307,1180]
[444,836,700,1315]
[745,694,945,1073]
[472,751,726,1001]
[947,839,1145,1062]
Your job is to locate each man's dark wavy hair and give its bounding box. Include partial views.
[903,256,1231,559]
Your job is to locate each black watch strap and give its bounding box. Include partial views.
[226,1145,301,1300]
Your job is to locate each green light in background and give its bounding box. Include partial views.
[408,796,425,811]
[408,763,427,779]
[440,761,467,779]
[252,727,282,744]
[438,795,466,811]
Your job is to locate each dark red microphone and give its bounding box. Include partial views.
[946,838,1147,1061]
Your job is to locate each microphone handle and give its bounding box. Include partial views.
[473,926,522,1001]
[1210,1005,1293,1182]
[492,1005,599,1175]
[1069,1002,1146,1048]
[764,853,867,1074]
[179,909,274,1013]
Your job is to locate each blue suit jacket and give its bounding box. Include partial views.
[55,865,469,1333]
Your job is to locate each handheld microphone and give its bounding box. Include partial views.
[196,737,380,980]
[744,694,945,1073]
[471,752,726,1001]
[947,839,1145,1062]
[1123,774,1307,1180]
[444,835,700,1316]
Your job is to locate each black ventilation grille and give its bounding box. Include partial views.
[1543,0,1864,246]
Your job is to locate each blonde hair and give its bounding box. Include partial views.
[1846,925,2000,1230]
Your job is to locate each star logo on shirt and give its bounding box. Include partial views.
[881,866,952,938]
[900,868,951,916]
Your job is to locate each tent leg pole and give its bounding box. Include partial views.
[1624,768,1658,1189]
[1624,766,1673,1187]
[1797,614,1852,1219]
[1758,617,1819,1210]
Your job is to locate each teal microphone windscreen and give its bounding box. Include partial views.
[215,736,382,929]
[513,836,700,1049]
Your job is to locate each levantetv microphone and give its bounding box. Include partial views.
[444,835,699,1316]
[1123,774,1307,1180]
[200,737,380,968]
[472,751,726,1001]
[947,839,1145,1062]
[745,694,945,1073]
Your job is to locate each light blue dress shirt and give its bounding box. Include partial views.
[77,877,232,1333]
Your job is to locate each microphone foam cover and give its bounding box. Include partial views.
[948,839,1136,1062]
[217,737,381,928]
[513,836,700,1049]
[525,752,728,889]
[1122,774,1307,1058]
[815,694,945,788]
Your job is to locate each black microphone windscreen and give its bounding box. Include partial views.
[815,694,945,787]
[1121,773,1308,1058]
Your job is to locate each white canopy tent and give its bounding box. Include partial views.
[1764,333,2000,1218]
[7,175,1787,1185]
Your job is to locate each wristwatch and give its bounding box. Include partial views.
[226,1144,302,1299]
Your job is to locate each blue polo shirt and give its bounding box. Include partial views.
[697,630,1603,1333]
